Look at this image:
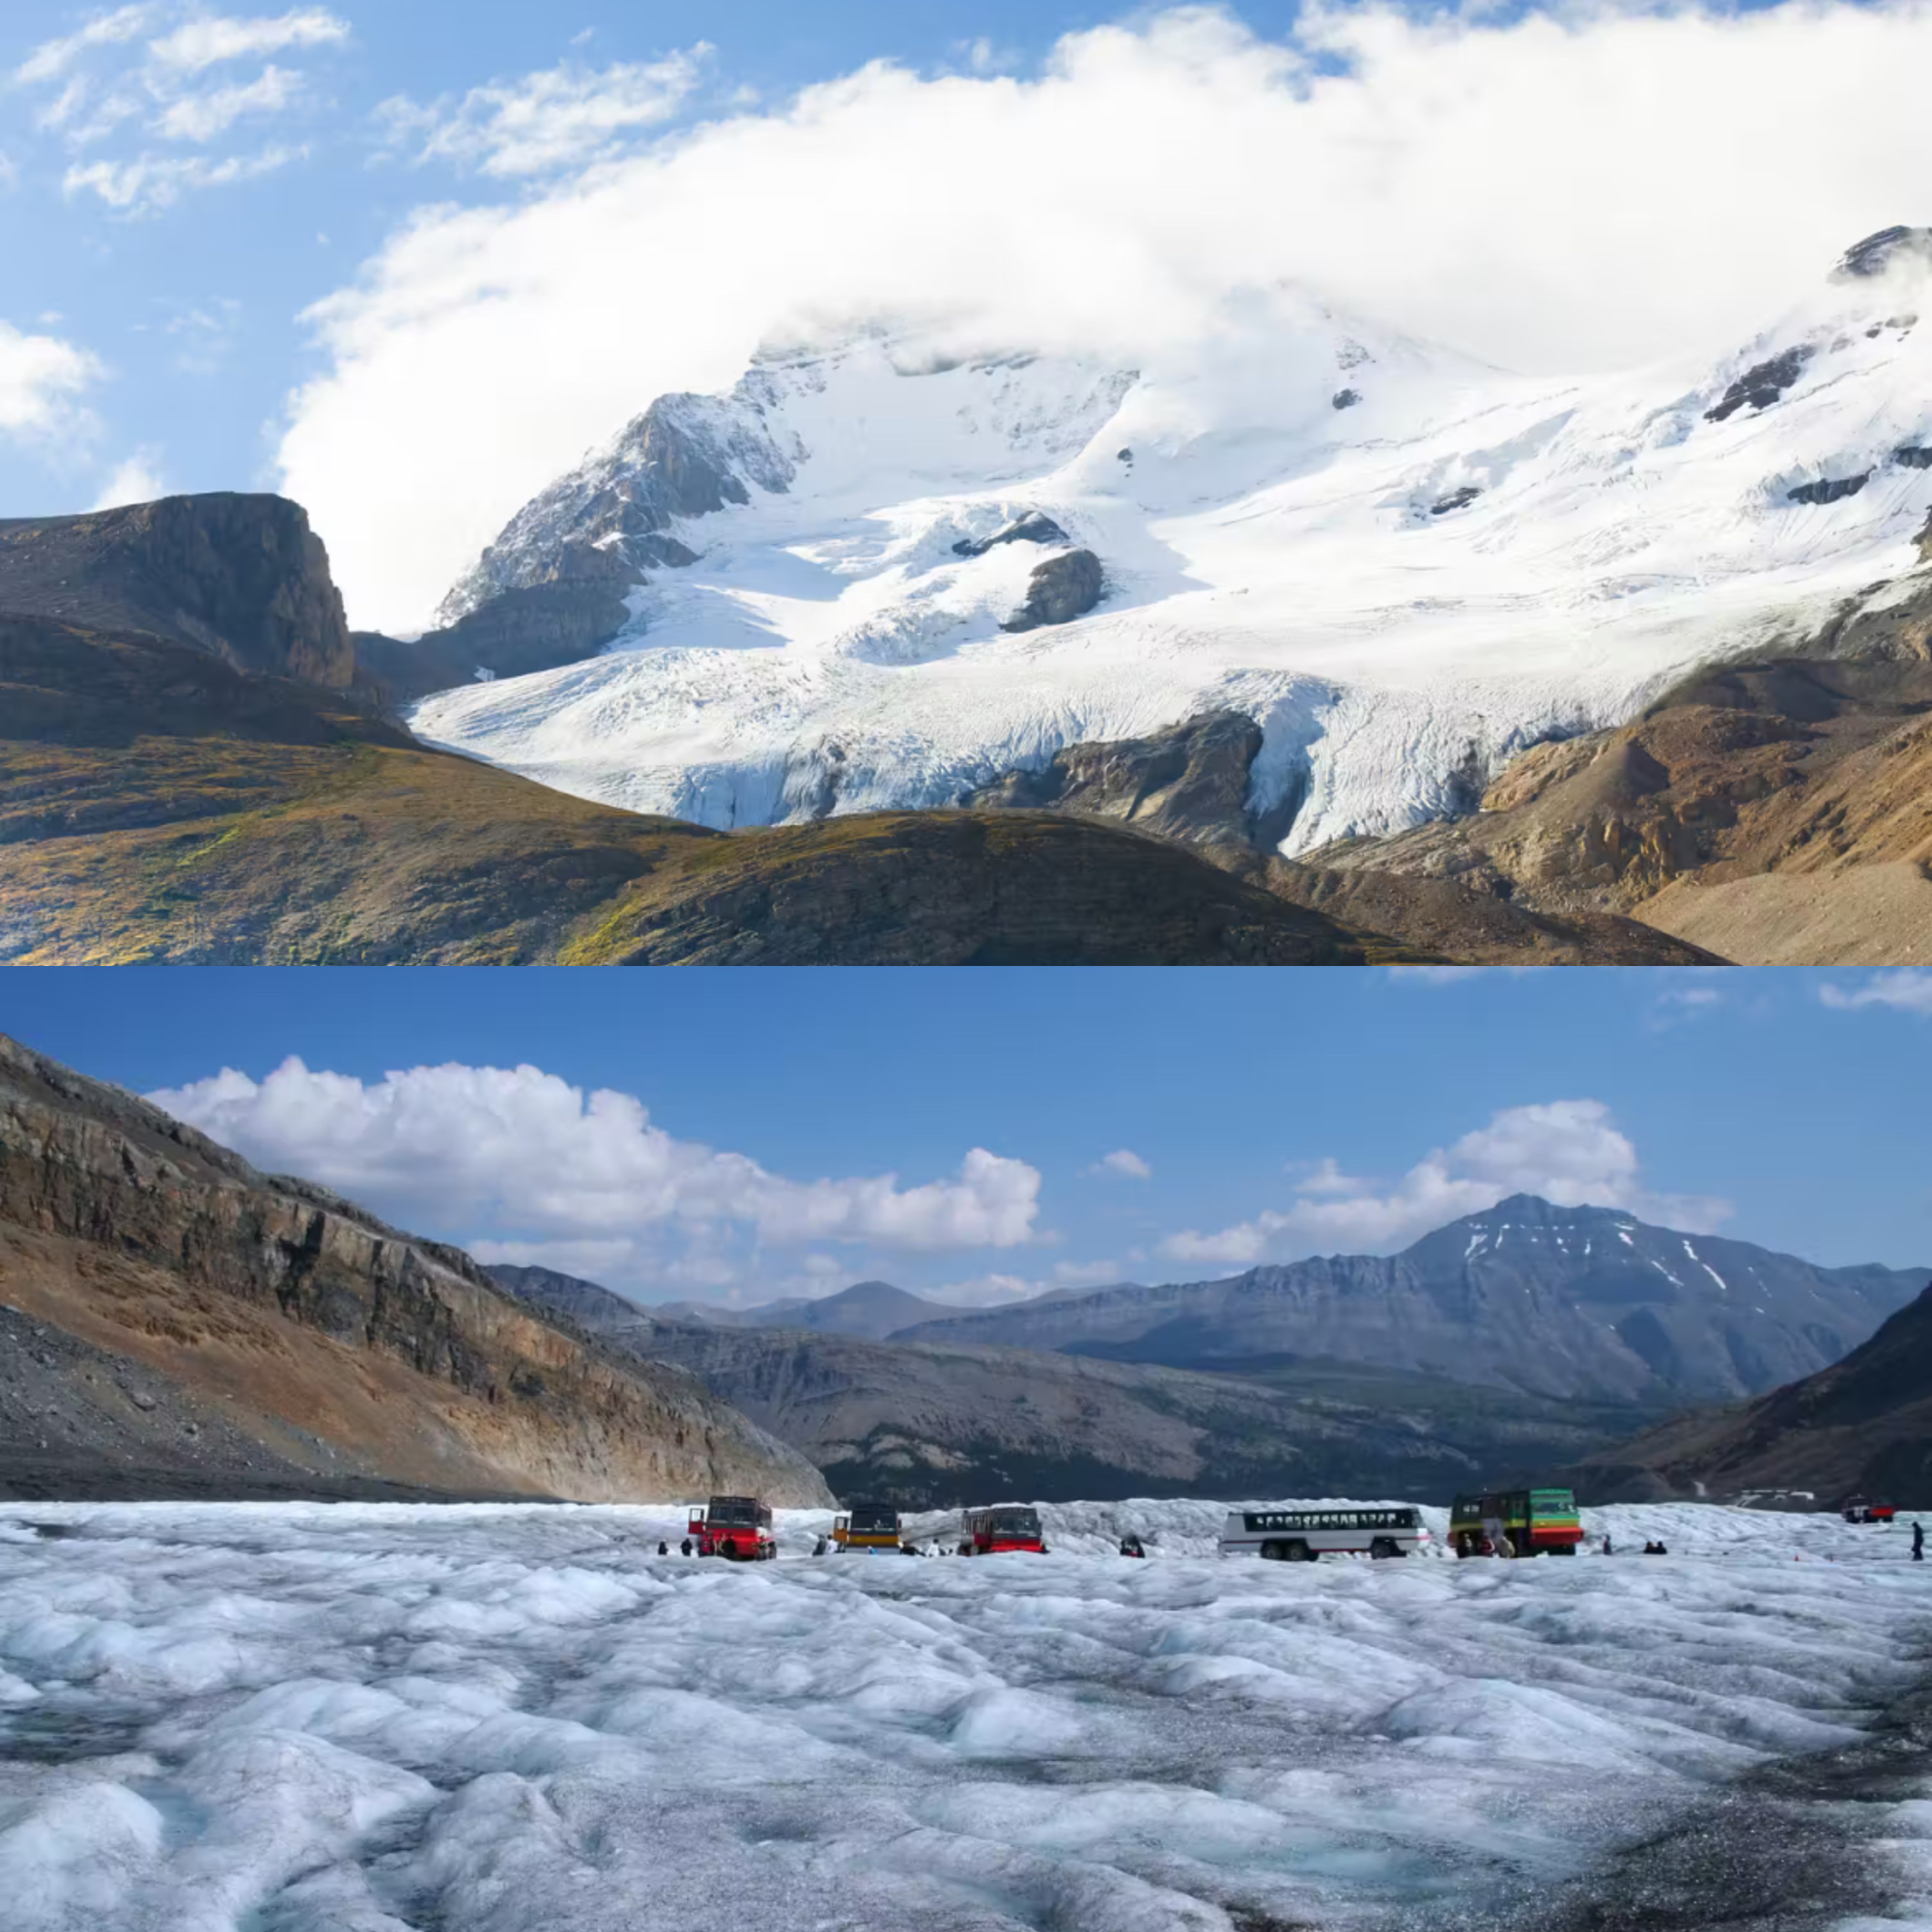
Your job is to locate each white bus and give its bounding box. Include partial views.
[1219,1506,1431,1562]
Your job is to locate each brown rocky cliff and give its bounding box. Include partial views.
[0,494,355,688]
[0,1034,831,1504]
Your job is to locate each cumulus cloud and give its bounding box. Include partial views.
[91,445,168,506]
[378,50,708,178]
[1821,970,1932,1016]
[149,1058,1044,1264]
[1161,1099,1731,1264]
[0,321,102,441]
[276,0,1932,633]
[1090,1149,1152,1179]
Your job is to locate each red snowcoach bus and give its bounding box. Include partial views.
[957,1506,1047,1555]
[690,1495,777,1561]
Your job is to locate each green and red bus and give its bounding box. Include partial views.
[1450,1489,1583,1557]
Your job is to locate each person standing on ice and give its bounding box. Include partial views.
[1914,1520,1923,1561]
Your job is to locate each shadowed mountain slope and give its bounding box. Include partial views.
[1564,1278,1932,1505]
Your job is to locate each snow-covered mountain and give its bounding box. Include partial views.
[410,230,1932,854]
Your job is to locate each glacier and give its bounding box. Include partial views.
[408,238,1932,854]
[3,1498,1931,1931]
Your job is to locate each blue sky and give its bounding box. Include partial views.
[4,967,1927,1304]
[2,0,1921,633]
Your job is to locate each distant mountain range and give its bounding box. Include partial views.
[647,1196,1922,1404]
[490,1198,1923,1506]
[491,1263,1657,1509]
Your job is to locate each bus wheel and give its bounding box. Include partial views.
[1260,1541,1285,1561]
[1370,1538,1398,1559]
[1286,1541,1314,1563]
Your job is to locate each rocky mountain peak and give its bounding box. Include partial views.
[1831,225,1932,282]
[0,492,355,689]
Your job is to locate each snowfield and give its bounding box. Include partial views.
[2,1499,1929,1931]
[409,248,1932,854]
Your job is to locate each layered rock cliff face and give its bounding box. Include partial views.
[0,495,355,688]
[0,1034,830,1504]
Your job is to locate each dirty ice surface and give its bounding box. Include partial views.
[1,1498,1928,1931]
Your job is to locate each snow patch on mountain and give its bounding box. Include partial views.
[411,253,1932,852]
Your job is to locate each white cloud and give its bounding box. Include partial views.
[64,143,299,213]
[152,63,301,141]
[279,0,1932,633]
[1821,970,1932,1017]
[0,321,102,440]
[90,445,168,506]
[0,151,17,190]
[149,1058,1044,1259]
[1053,1259,1125,1288]
[1090,1149,1151,1180]
[1161,1099,1731,1265]
[145,7,349,72]
[924,1272,1046,1308]
[379,50,707,179]
[14,6,156,86]
[1647,982,1728,1030]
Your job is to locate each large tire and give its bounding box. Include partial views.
[1286,1541,1314,1563]
[1370,1538,1398,1560]
[1260,1541,1287,1562]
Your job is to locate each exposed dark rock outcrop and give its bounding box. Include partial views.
[0,1033,831,1503]
[1788,472,1871,505]
[1895,445,1932,469]
[0,494,355,688]
[1430,486,1482,515]
[952,511,1068,558]
[1706,346,1813,422]
[966,711,1273,854]
[355,577,636,705]
[1001,548,1103,631]
[1332,388,1362,410]
[1832,225,1932,281]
